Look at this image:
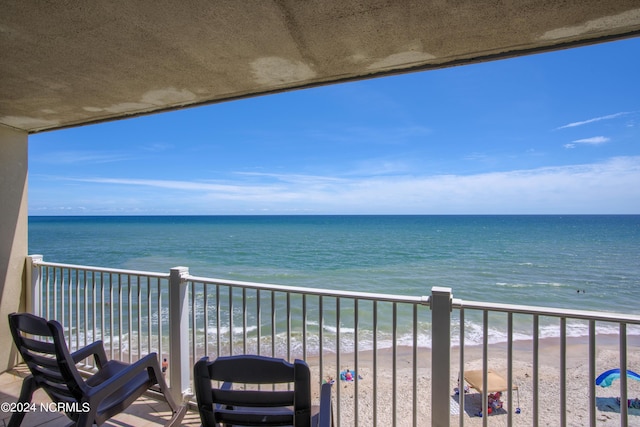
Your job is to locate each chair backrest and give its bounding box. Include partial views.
[8,313,88,406]
[194,354,313,427]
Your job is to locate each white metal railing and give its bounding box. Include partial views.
[451,299,640,427]
[25,255,640,427]
[182,272,431,427]
[27,256,171,368]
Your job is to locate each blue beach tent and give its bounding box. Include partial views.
[595,369,640,388]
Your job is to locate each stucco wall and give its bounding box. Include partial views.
[0,125,28,372]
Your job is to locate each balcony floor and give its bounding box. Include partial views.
[0,365,201,427]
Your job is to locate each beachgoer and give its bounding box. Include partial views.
[346,369,353,381]
[162,358,168,375]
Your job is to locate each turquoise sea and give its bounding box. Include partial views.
[29,215,640,349]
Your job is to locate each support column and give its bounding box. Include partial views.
[169,266,190,403]
[0,125,29,373]
[431,286,452,427]
[27,255,43,315]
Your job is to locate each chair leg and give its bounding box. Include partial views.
[7,375,37,427]
[154,366,179,413]
[150,363,187,427]
[74,411,93,427]
[164,403,188,427]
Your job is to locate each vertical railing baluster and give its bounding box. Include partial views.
[482,310,488,427]
[100,273,105,354]
[73,268,79,351]
[255,288,259,356]
[318,296,324,384]
[191,281,197,362]
[459,308,465,427]
[533,315,539,427]
[41,265,46,318]
[412,303,417,427]
[560,317,566,427]
[157,276,163,361]
[242,287,247,355]
[67,269,71,348]
[355,298,360,427]
[126,274,133,363]
[392,302,397,427]
[589,320,596,427]
[137,276,142,361]
[118,273,123,361]
[83,269,88,350]
[46,266,51,319]
[286,292,291,363]
[92,271,98,359]
[68,268,72,351]
[373,300,378,427]
[216,285,221,358]
[204,283,209,357]
[620,323,628,427]
[147,278,152,355]
[271,290,276,357]
[59,267,62,335]
[229,286,235,355]
[54,267,59,328]
[109,274,115,360]
[146,277,151,357]
[507,312,513,427]
[302,294,307,361]
[332,296,337,426]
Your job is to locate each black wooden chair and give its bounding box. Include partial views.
[7,312,180,427]
[194,354,333,427]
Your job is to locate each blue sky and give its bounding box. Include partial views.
[29,37,640,215]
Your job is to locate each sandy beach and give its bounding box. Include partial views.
[306,334,640,426]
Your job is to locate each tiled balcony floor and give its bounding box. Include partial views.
[0,365,201,427]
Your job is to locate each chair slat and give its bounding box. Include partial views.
[21,336,56,355]
[212,389,295,407]
[215,407,294,426]
[209,356,296,384]
[23,351,60,369]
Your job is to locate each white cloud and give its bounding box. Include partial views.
[34,151,132,164]
[48,156,640,215]
[564,136,610,148]
[573,136,610,144]
[557,112,629,129]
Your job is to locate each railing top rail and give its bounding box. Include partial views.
[32,259,171,279]
[454,298,640,324]
[185,274,430,304]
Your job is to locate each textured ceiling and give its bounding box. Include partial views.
[2,0,640,133]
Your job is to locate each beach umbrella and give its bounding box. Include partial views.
[595,369,640,388]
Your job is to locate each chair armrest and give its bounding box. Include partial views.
[71,340,108,368]
[318,382,333,427]
[87,353,162,402]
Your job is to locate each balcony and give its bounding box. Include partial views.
[3,255,640,427]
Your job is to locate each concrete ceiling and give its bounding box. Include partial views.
[2,1,640,134]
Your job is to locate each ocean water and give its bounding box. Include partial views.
[29,215,640,350]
